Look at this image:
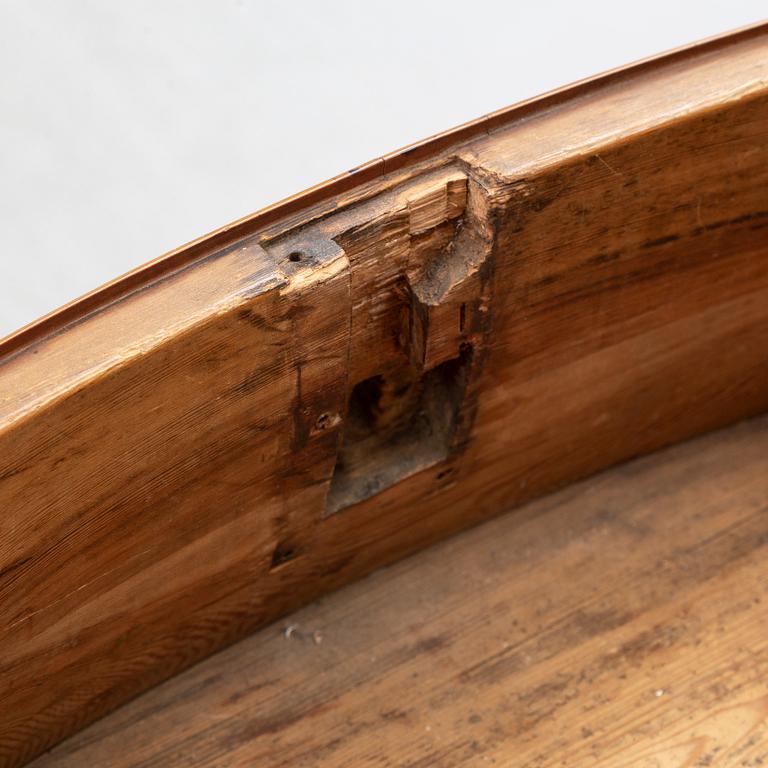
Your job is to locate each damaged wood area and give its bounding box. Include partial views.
[265,168,496,517]
[30,415,768,768]
[1,23,768,767]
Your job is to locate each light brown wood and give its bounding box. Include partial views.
[31,416,768,767]
[1,23,768,766]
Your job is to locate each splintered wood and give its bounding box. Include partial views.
[407,172,467,234]
[1,24,768,767]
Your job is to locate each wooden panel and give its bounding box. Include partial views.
[30,416,768,767]
[1,26,768,766]
[2,22,766,359]
[0,243,349,764]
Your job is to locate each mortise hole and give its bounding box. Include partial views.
[287,251,303,263]
[270,542,296,569]
[325,346,473,516]
[459,302,467,333]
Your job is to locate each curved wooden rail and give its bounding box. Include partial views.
[1,20,766,361]
[1,22,768,767]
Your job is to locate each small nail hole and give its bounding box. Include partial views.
[270,542,296,569]
[288,251,303,263]
[313,412,340,432]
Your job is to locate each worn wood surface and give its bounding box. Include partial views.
[2,22,767,360]
[1,25,768,766]
[31,416,768,767]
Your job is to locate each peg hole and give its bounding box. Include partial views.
[270,542,297,570]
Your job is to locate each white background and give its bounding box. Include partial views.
[0,1,764,338]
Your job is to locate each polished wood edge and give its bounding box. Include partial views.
[1,20,766,360]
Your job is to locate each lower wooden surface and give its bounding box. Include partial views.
[3,30,768,765]
[30,415,768,767]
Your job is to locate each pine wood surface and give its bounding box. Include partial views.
[32,416,768,767]
[2,24,768,766]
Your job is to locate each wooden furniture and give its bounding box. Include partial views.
[30,416,768,767]
[1,21,767,767]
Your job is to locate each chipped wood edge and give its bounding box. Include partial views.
[1,20,766,360]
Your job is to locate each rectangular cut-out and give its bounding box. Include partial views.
[325,347,472,515]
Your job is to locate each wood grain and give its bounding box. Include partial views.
[30,416,768,767]
[2,21,766,359]
[1,25,768,766]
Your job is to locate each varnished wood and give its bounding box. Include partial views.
[31,416,768,767]
[2,24,768,766]
[1,20,766,360]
